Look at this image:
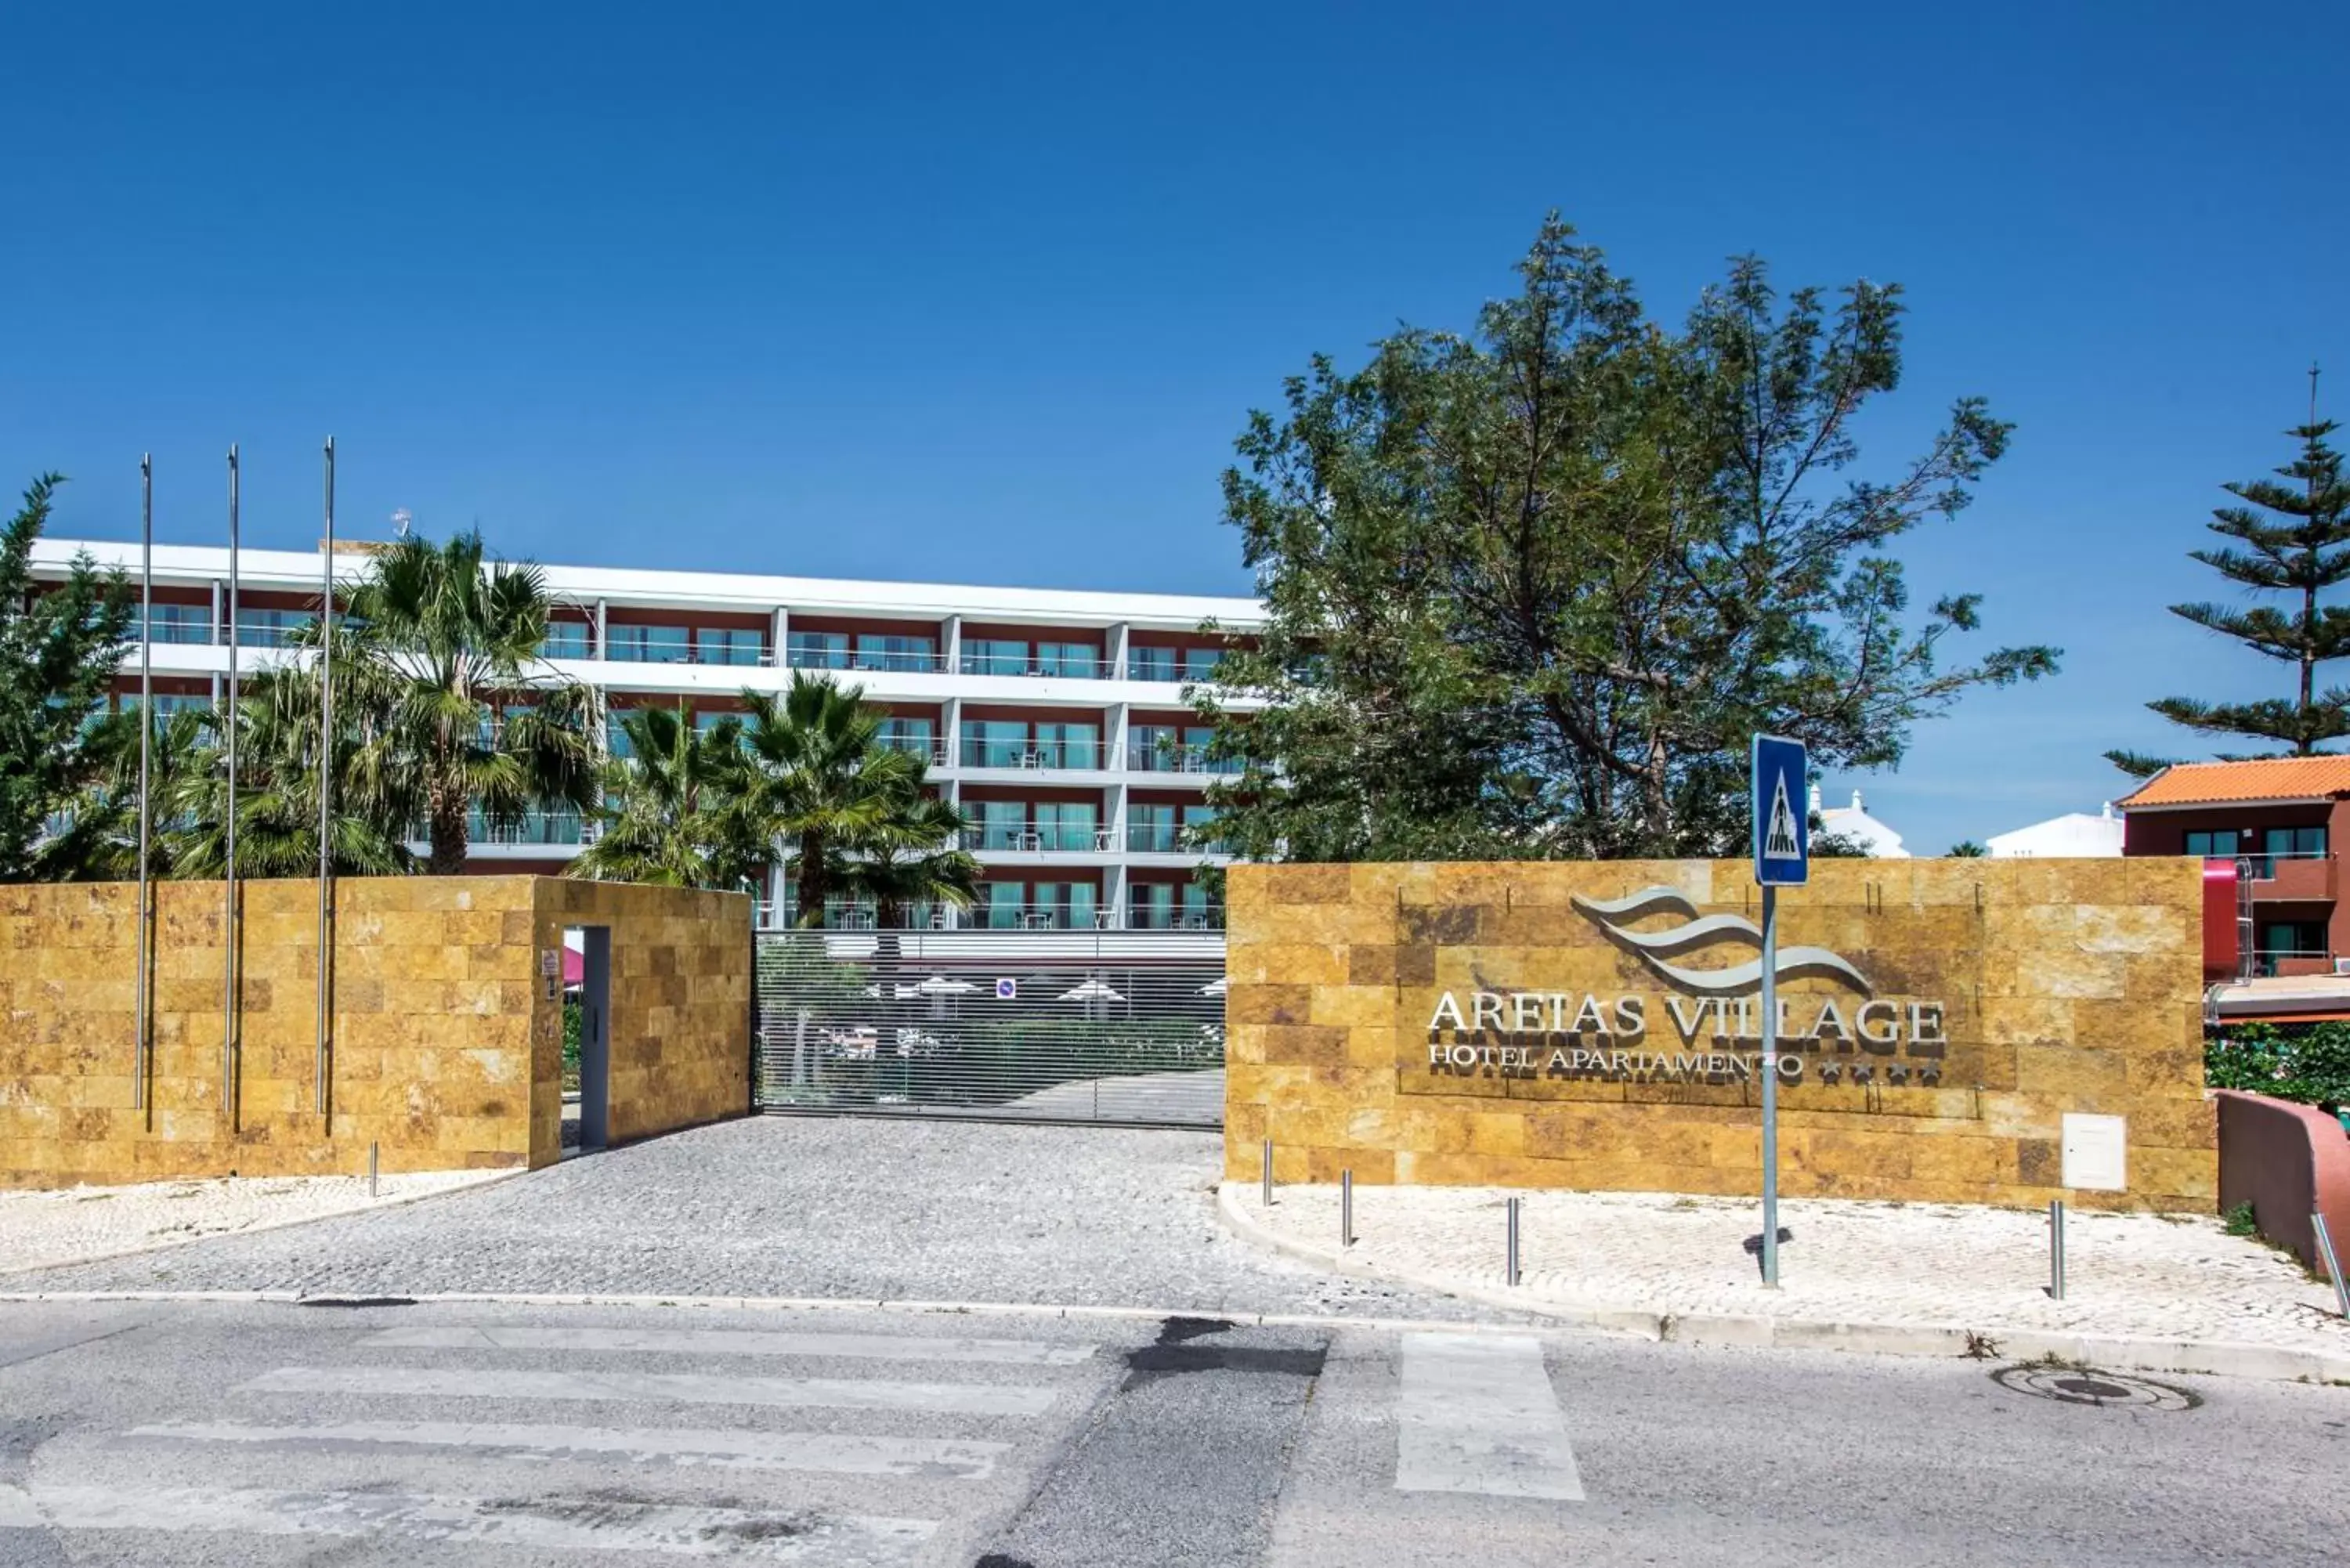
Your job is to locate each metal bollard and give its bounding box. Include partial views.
[2315,1212,2350,1321]
[367,1140,379,1200]
[1506,1196,1521,1286]
[1341,1169,1354,1248]
[1262,1139,1274,1207]
[2048,1198,2066,1301]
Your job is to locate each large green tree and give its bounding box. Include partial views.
[1198,218,2057,860]
[338,532,600,874]
[0,475,136,880]
[2106,382,2350,778]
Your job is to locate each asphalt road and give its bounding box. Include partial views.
[1,1297,2342,1566]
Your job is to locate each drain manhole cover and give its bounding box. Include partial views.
[1991,1364,2200,1410]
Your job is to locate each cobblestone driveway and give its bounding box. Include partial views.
[10,1117,1489,1320]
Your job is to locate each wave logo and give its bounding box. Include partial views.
[1571,885,1872,997]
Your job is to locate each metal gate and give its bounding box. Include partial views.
[754,927,1227,1127]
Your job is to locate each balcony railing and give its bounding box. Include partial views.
[873,734,949,764]
[1127,904,1225,931]
[968,901,1116,930]
[962,825,1114,853]
[606,640,776,667]
[1126,743,1245,776]
[788,647,945,674]
[2252,948,2334,978]
[1126,823,1227,854]
[448,810,589,846]
[753,901,1222,932]
[957,741,1104,771]
[958,653,1109,680]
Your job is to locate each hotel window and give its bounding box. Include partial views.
[1130,882,1175,928]
[235,608,314,647]
[1034,721,1099,769]
[609,624,691,663]
[961,719,1030,768]
[976,800,1029,849]
[2262,826,2326,859]
[876,717,935,759]
[1032,880,1097,929]
[697,627,765,666]
[693,710,742,736]
[855,634,935,672]
[787,631,851,669]
[1036,641,1099,677]
[1129,802,1177,852]
[606,715,637,759]
[1182,803,1223,852]
[2183,829,2240,859]
[964,638,1030,676]
[1127,645,1177,681]
[1034,801,1097,851]
[540,621,592,659]
[142,603,212,645]
[981,881,1028,928]
[1180,647,1224,681]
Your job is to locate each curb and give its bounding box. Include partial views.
[0,1166,529,1283]
[0,1287,1552,1340]
[1213,1183,2350,1385]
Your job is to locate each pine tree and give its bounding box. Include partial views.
[0,475,136,880]
[2109,370,2350,776]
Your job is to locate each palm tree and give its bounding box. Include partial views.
[341,532,599,874]
[165,649,419,877]
[740,674,920,927]
[576,705,765,889]
[837,790,982,930]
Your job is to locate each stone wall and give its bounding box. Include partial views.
[532,879,751,1150]
[1224,859,2215,1211]
[0,876,750,1189]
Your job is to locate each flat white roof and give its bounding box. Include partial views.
[31,537,1265,632]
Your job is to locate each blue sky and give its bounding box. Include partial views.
[4,2,2344,854]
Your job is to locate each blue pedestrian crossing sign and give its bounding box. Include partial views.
[1752,734,1809,886]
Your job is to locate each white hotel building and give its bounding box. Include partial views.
[34,538,1263,931]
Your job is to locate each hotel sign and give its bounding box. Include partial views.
[1416,885,1951,1089]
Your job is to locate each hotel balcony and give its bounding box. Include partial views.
[2246,851,2337,904]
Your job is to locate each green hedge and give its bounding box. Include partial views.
[2205,1021,2350,1115]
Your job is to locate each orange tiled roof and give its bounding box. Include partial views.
[2118,756,2350,807]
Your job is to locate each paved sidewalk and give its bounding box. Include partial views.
[0,1170,507,1277]
[1223,1183,2350,1375]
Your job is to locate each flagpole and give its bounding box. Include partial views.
[223,444,240,1128]
[134,454,154,1115]
[315,435,335,1115]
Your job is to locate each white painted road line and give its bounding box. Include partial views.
[243,1364,1061,1417]
[0,1481,933,1560]
[120,1419,1012,1479]
[1394,1332,1585,1501]
[359,1324,1096,1365]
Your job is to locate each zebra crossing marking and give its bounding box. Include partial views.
[0,1481,934,1560]
[119,1418,1011,1479]
[244,1363,1061,1416]
[1394,1332,1585,1501]
[359,1324,1094,1365]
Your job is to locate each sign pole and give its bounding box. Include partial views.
[1750,732,1807,1292]
[1760,880,1779,1288]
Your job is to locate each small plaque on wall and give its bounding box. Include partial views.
[540,949,561,977]
[2060,1113,2128,1192]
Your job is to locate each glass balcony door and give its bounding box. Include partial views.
[1034,801,1097,851]
[1129,803,1177,852]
